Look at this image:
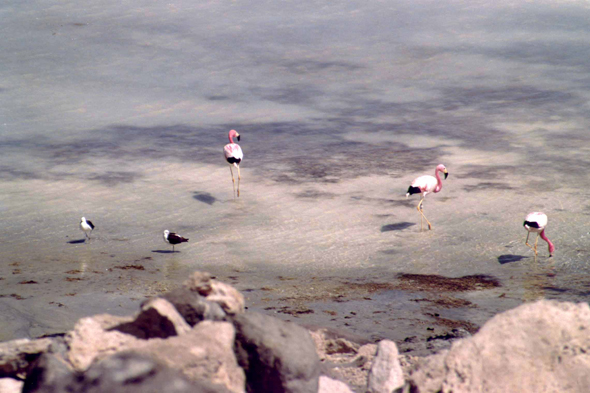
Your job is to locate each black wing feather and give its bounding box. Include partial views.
[168,233,189,244]
[407,186,421,195]
[523,220,540,228]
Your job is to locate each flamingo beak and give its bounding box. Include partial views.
[237,134,241,142]
[444,170,449,179]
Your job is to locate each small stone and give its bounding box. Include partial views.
[367,340,404,393]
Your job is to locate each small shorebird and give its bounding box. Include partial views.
[163,230,189,252]
[406,164,449,231]
[223,129,243,198]
[79,217,95,240]
[523,212,555,257]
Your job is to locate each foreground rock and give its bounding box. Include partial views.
[65,309,244,392]
[5,272,590,393]
[367,340,404,393]
[0,338,53,378]
[183,272,245,316]
[233,312,320,393]
[406,300,590,393]
[28,352,223,393]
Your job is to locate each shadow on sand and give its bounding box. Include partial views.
[193,191,216,205]
[498,254,528,264]
[381,222,415,232]
[151,250,178,254]
[68,239,87,244]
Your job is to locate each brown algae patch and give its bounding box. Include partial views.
[114,265,145,271]
[395,274,501,292]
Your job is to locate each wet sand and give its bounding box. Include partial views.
[2,0,590,354]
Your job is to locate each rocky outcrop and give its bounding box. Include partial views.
[0,272,320,393]
[405,300,590,393]
[3,274,590,393]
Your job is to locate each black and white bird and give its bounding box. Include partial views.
[163,230,189,252]
[79,217,95,240]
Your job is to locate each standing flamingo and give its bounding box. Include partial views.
[405,164,449,231]
[523,212,555,257]
[223,129,243,198]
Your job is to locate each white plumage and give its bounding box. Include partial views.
[79,217,95,240]
[224,129,243,198]
[405,164,448,231]
[523,212,555,257]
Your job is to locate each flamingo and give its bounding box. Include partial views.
[405,164,449,231]
[163,230,189,252]
[79,217,95,240]
[523,212,555,257]
[223,129,243,198]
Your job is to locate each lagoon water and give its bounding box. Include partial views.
[2,0,590,349]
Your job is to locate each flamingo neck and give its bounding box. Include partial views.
[540,229,555,254]
[434,169,443,193]
[228,135,234,143]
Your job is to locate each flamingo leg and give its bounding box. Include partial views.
[524,232,538,255]
[534,233,539,255]
[229,165,236,198]
[416,198,433,231]
[416,198,423,231]
[420,209,433,231]
[237,165,241,198]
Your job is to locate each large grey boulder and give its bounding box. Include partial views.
[407,300,590,393]
[233,311,320,393]
[22,352,73,393]
[27,351,222,393]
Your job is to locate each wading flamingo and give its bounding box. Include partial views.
[523,212,554,257]
[406,164,449,231]
[223,129,243,198]
[163,230,189,253]
[80,217,95,240]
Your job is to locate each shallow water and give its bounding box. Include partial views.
[1,0,590,351]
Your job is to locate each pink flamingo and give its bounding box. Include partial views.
[406,164,449,231]
[523,212,555,257]
[223,129,243,198]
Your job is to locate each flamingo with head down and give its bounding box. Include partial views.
[406,164,449,231]
[523,212,555,257]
